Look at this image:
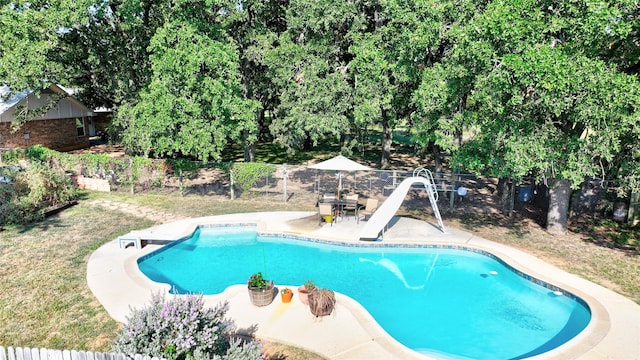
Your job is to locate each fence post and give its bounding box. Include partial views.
[629,192,639,226]
[282,165,288,203]
[229,163,235,200]
[508,179,515,217]
[129,158,134,194]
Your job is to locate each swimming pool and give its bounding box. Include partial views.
[138,225,591,360]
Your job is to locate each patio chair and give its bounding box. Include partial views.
[318,202,335,226]
[358,198,379,221]
[342,194,359,222]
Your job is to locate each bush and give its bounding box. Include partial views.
[229,162,276,197]
[0,160,77,225]
[114,293,262,360]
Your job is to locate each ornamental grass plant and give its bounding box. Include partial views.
[114,293,262,360]
[308,288,336,318]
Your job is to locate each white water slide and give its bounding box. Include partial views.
[359,168,445,240]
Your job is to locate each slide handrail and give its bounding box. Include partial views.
[412,167,439,201]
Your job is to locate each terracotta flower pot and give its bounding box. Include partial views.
[281,289,293,303]
[298,285,311,305]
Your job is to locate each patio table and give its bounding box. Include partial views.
[319,198,359,221]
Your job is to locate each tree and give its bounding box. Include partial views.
[0,0,97,133]
[112,2,259,162]
[350,0,429,168]
[0,0,92,92]
[411,0,640,233]
[455,0,640,233]
[264,0,360,154]
[227,0,289,162]
[60,0,171,109]
[410,0,482,173]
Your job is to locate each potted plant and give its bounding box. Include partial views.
[280,287,293,303]
[298,280,317,305]
[308,288,336,317]
[247,272,274,306]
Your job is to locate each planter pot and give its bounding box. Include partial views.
[280,290,293,303]
[298,285,314,305]
[248,281,275,306]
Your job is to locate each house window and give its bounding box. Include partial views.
[76,117,86,137]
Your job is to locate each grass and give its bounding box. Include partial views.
[0,194,154,350]
[1,188,638,358]
[219,126,416,167]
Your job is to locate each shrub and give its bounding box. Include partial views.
[229,162,275,198]
[114,293,262,360]
[0,160,77,225]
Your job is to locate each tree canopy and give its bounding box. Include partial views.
[112,1,259,162]
[1,0,639,206]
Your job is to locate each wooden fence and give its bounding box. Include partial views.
[0,346,163,360]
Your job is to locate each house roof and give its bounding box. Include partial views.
[0,86,30,115]
[0,84,94,122]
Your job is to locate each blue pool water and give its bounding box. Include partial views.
[138,225,591,360]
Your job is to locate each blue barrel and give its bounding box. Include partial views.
[518,185,533,203]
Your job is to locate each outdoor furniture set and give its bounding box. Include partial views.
[318,194,378,225]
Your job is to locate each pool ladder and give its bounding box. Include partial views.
[413,167,445,233]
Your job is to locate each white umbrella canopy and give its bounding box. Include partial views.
[308,155,372,171]
[309,155,372,199]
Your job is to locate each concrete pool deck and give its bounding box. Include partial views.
[87,211,640,359]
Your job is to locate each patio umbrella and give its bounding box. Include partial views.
[308,155,372,198]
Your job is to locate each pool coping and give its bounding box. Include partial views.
[87,211,640,359]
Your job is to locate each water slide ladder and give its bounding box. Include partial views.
[359,167,445,240]
[413,167,445,233]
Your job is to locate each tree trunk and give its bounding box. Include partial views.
[432,143,442,174]
[547,179,571,235]
[497,177,513,217]
[303,134,313,150]
[454,128,463,147]
[229,169,235,200]
[243,129,256,162]
[380,109,392,169]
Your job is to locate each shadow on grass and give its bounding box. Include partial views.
[451,212,535,238]
[14,199,84,234]
[570,218,640,256]
[442,203,639,256]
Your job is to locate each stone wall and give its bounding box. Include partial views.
[76,175,111,192]
[0,118,90,151]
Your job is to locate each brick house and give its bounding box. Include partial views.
[0,84,96,151]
